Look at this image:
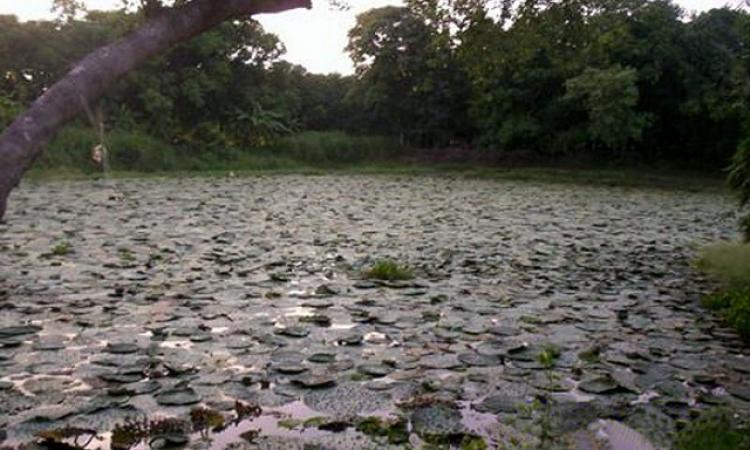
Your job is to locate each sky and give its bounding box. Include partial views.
[0,0,741,74]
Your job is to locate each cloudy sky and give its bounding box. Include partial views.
[0,0,741,74]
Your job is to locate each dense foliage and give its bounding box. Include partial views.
[0,10,357,168]
[1,0,750,173]
[729,138,750,240]
[674,408,750,450]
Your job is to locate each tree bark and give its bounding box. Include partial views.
[0,0,310,220]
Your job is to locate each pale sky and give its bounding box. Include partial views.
[0,0,740,74]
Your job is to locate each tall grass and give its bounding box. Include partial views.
[697,243,750,288]
[268,131,404,165]
[697,243,750,340]
[35,128,404,173]
[38,126,176,172]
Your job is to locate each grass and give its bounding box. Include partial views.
[25,125,727,193]
[697,243,750,288]
[267,131,403,164]
[697,243,750,340]
[674,408,750,450]
[363,260,414,281]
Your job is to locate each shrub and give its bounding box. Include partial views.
[697,243,750,287]
[729,138,750,241]
[674,408,750,450]
[701,287,750,340]
[363,260,414,281]
[728,137,750,208]
[697,243,750,340]
[0,96,21,129]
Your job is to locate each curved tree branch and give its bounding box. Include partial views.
[0,0,311,220]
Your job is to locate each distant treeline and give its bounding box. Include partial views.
[1,0,749,170]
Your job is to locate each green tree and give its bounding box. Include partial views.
[564,66,650,155]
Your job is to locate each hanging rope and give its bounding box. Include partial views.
[80,95,124,202]
[80,95,108,170]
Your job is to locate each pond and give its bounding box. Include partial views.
[0,175,746,449]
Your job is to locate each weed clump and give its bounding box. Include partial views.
[355,416,409,444]
[363,260,414,281]
[52,241,72,256]
[537,344,560,369]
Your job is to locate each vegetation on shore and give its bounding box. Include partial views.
[674,408,750,450]
[697,243,750,340]
[3,0,750,174]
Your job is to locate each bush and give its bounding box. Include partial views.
[674,408,750,450]
[697,243,750,340]
[0,96,21,129]
[728,137,750,208]
[701,287,750,340]
[697,243,750,287]
[729,138,750,241]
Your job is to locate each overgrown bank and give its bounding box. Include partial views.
[36,128,407,173]
[698,243,750,340]
[27,127,726,192]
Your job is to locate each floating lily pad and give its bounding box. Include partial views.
[304,383,389,417]
[410,404,464,438]
[579,374,624,395]
[105,343,140,355]
[473,394,520,414]
[155,387,201,406]
[357,364,393,378]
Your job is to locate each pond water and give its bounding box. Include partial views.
[0,175,746,449]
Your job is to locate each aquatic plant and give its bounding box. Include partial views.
[111,417,189,450]
[355,416,409,444]
[363,259,414,281]
[460,434,489,450]
[234,400,262,422]
[117,247,135,262]
[537,344,560,369]
[37,427,98,449]
[190,407,226,435]
[51,240,72,256]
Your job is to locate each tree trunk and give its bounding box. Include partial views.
[0,0,310,220]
